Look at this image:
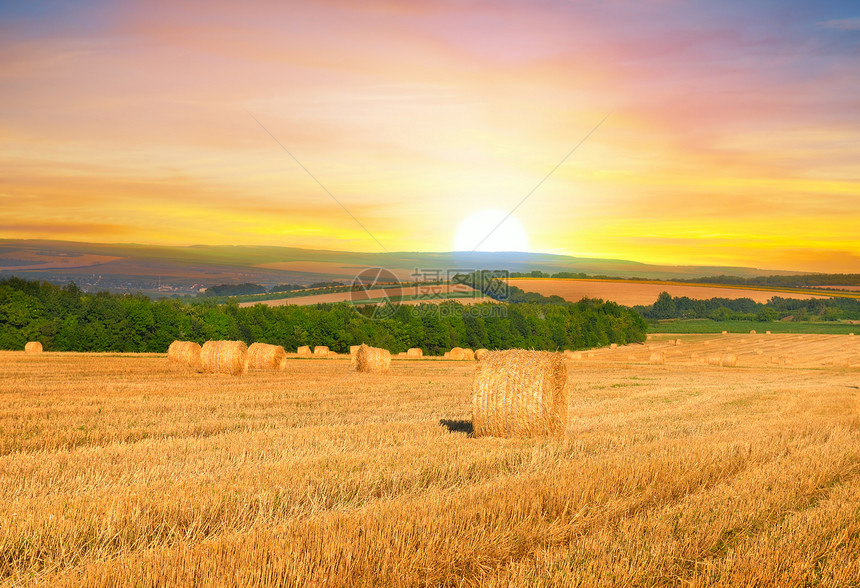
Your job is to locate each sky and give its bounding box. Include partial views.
[1,0,859,271]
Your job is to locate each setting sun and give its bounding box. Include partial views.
[452,209,529,253]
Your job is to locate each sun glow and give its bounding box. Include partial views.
[452,209,530,252]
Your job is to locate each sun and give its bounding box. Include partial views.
[452,209,530,252]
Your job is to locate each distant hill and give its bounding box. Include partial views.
[0,239,803,296]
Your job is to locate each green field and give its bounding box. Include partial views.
[650,319,859,334]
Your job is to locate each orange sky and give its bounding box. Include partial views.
[1,0,859,272]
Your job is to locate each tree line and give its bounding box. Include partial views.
[638,292,860,322]
[0,277,647,354]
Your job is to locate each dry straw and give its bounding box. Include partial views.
[610,343,618,350]
[167,340,202,372]
[750,330,756,334]
[475,348,489,360]
[766,330,772,334]
[313,346,329,357]
[449,347,466,360]
[443,352,451,359]
[649,352,666,365]
[296,345,312,357]
[463,348,475,361]
[563,350,581,360]
[246,342,287,370]
[471,350,568,438]
[201,340,247,376]
[708,356,721,366]
[722,331,728,335]
[720,354,738,367]
[352,344,391,373]
[24,341,43,353]
[673,339,681,346]
[407,347,423,359]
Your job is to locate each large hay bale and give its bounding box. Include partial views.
[766,331,772,335]
[449,347,466,360]
[443,351,451,359]
[720,354,738,367]
[24,341,43,353]
[353,344,391,373]
[463,348,475,361]
[722,331,728,335]
[649,352,666,365]
[201,340,247,376]
[475,348,489,360]
[407,347,423,359]
[350,345,361,354]
[246,342,286,370]
[610,343,618,350]
[313,346,329,357]
[750,330,756,335]
[471,350,568,438]
[708,355,721,366]
[297,345,312,357]
[167,340,202,372]
[397,352,408,358]
[563,350,581,360]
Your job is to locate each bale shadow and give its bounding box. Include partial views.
[440,419,473,436]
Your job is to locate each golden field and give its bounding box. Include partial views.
[0,334,859,586]
[507,278,832,306]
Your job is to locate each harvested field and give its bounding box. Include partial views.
[0,336,857,586]
[239,284,492,308]
[508,278,831,306]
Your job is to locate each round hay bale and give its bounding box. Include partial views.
[443,351,451,359]
[475,348,489,360]
[770,356,780,364]
[449,347,466,360]
[649,352,666,365]
[24,341,43,353]
[397,352,408,358]
[750,330,756,334]
[707,355,722,366]
[673,339,681,346]
[296,345,312,357]
[353,344,391,373]
[471,350,568,438]
[755,349,763,355]
[246,342,287,370]
[407,347,423,359]
[765,331,772,335]
[722,331,728,335]
[167,340,202,372]
[646,335,652,340]
[563,350,581,360]
[313,346,329,357]
[720,354,738,367]
[201,340,247,376]
[462,348,475,361]
[610,343,618,350]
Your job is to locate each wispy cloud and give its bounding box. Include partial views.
[819,17,860,31]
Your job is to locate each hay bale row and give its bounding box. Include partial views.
[475,348,489,360]
[649,352,666,365]
[246,342,286,370]
[449,347,465,360]
[201,340,247,375]
[24,341,42,353]
[168,340,202,372]
[471,350,568,438]
[352,344,391,373]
